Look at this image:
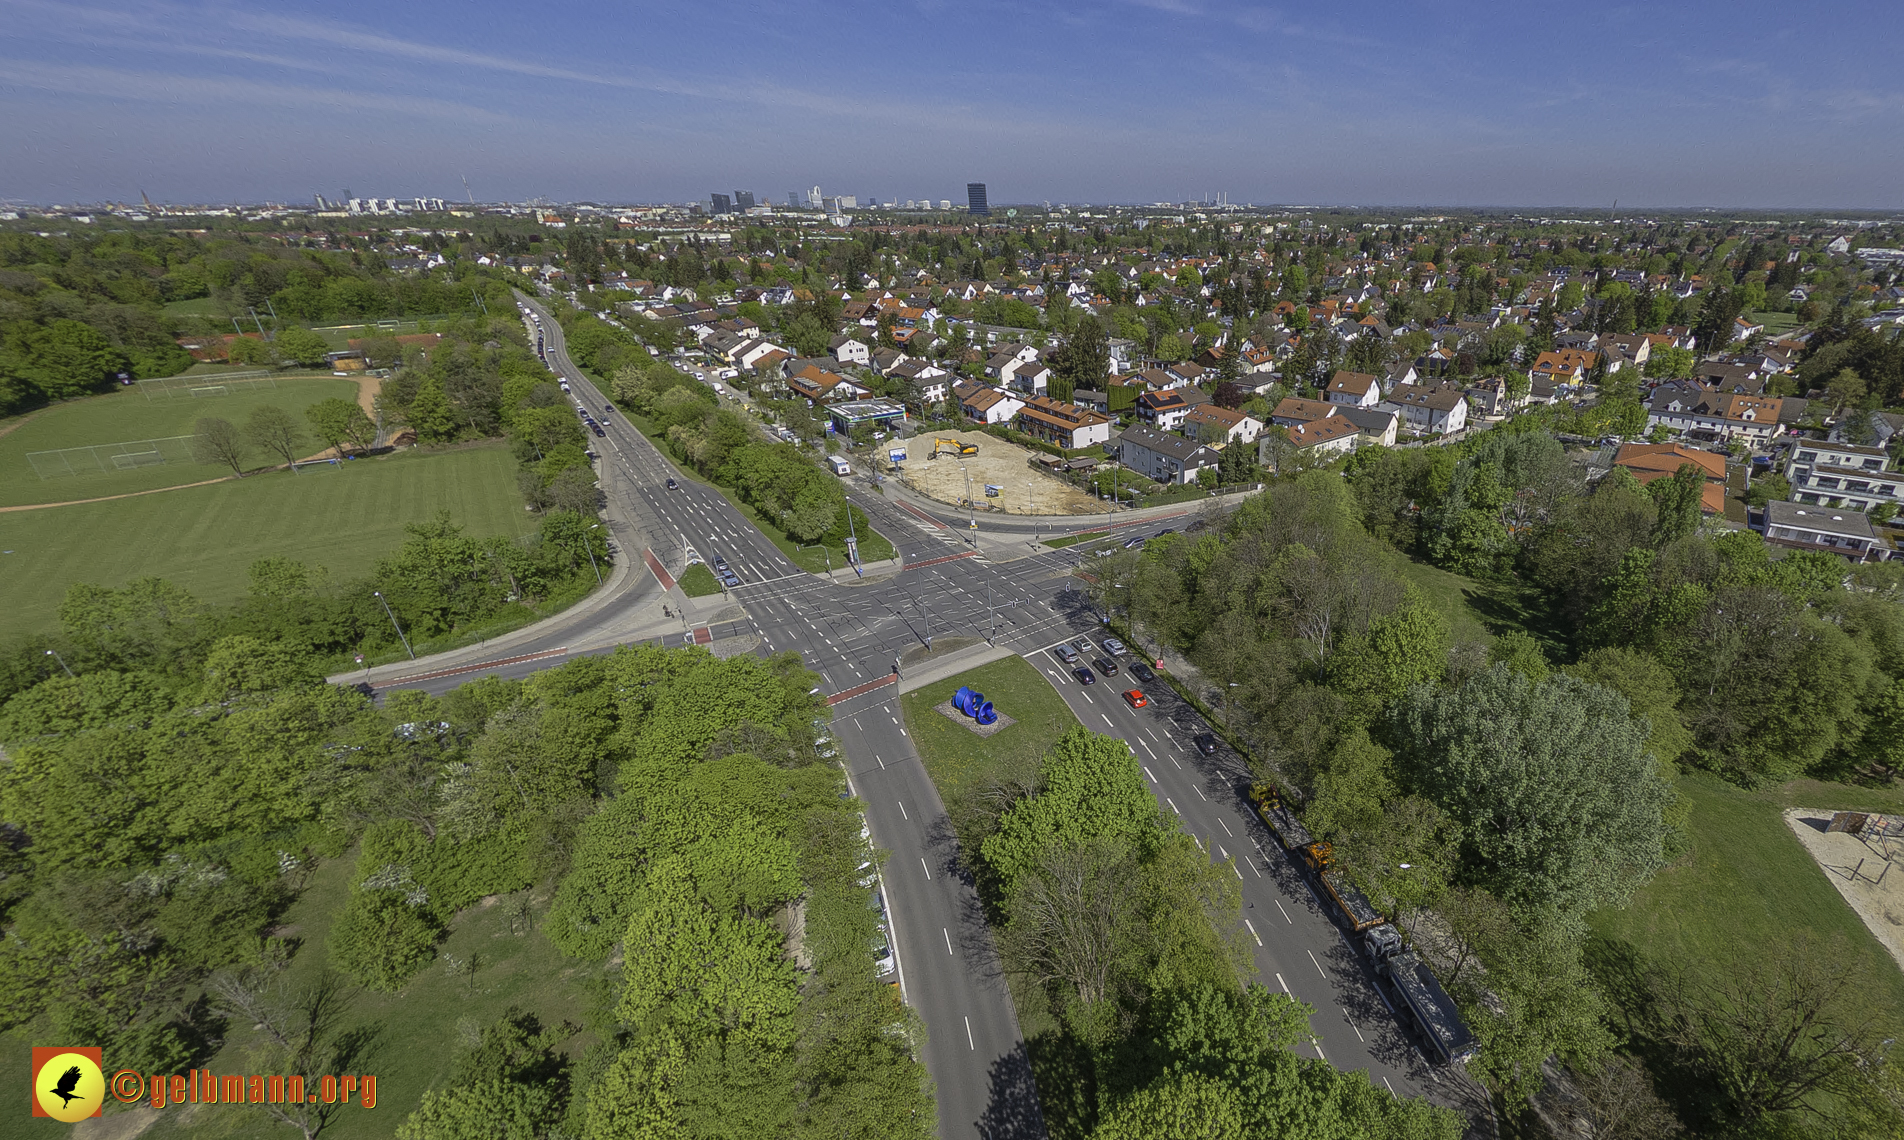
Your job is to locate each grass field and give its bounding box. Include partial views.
[0,376,364,507]
[1745,310,1801,336]
[899,655,1082,798]
[161,295,228,317]
[1589,772,1904,1098]
[0,444,526,642]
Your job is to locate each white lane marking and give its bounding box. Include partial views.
[1140,738,1157,759]
[897,801,908,820]
[1193,787,1206,801]
[1171,756,1182,769]
[1307,949,1326,977]
[921,858,931,880]
[1142,766,1157,783]
[1345,1012,1364,1041]
[1276,972,1290,994]
[1382,1077,1396,1096]
[1314,1043,1327,1062]
[877,755,886,769]
[1244,919,1262,946]
[1102,714,1114,727]
[965,1017,975,1050]
[1166,797,1180,814]
[900,728,908,736]
[1247,858,1261,878]
[1217,817,1232,836]
[944,928,954,955]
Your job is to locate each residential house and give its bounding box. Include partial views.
[1138,387,1207,432]
[1116,422,1221,485]
[1181,404,1264,446]
[1336,404,1400,447]
[1733,315,1766,342]
[1271,397,1339,428]
[1015,395,1114,449]
[891,357,952,406]
[788,365,870,404]
[1008,360,1052,395]
[1383,384,1469,435]
[1324,369,1383,408]
[830,336,871,366]
[1260,415,1360,467]
[956,382,1026,425]
[1613,443,1728,514]
[1530,349,1596,386]
[1787,441,1904,514]
[1645,382,1783,445]
[1762,500,1881,561]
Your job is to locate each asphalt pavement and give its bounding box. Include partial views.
[341,292,1480,1135]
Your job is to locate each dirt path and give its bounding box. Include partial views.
[0,476,234,512]
[0,408,44,441]
[1784,807,1904,974]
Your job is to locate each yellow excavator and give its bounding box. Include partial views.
[930,438,979,459]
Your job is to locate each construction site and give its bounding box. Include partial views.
[892,429,1110,516]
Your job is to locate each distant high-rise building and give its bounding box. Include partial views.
[939,200,952,210]
[808,185,823,207]
[734,190,755,210]
[789,191,801,208]
[710,193,732,215]
[967,183,989,216]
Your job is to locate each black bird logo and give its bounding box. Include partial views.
[49,1065,83,1107]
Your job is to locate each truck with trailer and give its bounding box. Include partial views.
[1379,951,1478,1065]
[1249,782,1475,1065]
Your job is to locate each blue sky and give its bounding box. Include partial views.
[3,0,1902,208]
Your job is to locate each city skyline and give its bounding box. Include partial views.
[2,0,1903,208]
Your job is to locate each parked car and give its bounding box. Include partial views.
[1070,637,1094,654]
[1128,661,1156,683]
[1122,689,1148,709]
[1072,666,1096,685]
[1093,656,1119,676]
[1102,637,1126,656]
[1193,732,1219,755]
[1053,645,1080,665]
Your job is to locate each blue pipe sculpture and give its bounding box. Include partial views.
[952,685,998,726]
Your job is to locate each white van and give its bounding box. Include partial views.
[827,455,852,476]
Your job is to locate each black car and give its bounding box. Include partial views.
[592,425,606,437]
[1073,666,1096,685]
[1193,732,1219,755]
[1128,661,1156,683]
[1093,656,1118,676]
[665,478,678,489]
[713,557,729,571]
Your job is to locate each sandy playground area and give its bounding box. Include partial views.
[895,429,1106,516]
[1785,807,1904,973]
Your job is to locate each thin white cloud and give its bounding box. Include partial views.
[0,58,523,125]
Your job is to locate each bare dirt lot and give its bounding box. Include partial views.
[896,429,1105,515]
[1785,807,1904,973]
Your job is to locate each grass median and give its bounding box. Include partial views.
[899,654,1081,798]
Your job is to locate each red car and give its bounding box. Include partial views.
[1122,689,1148,709]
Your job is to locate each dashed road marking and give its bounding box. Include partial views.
[1244,919,1261,946]
[1308,949,1326,977]
[921,858,932,880]
[1142,766,1156,783]
[897,801,908,820]
[944,928,954,955]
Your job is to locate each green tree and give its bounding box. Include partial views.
[246,404,308,471]
[1325,588,1449,708]
[980,728,1160,896]
[191,415,247,476]
[274,327,331,366]
[1391,664,1674,914]
[1647,463,1705,546]
[409,376,458,443]
[30,319,129,398]
[305,397,375,458]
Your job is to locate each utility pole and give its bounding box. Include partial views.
[373,591,416,659]
[581,524,604,584]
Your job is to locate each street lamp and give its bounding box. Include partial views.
[960,465,977,546]
[44,648,74,678]
[373,591,416,659]
[581,523,604,584]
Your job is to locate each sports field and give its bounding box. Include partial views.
[0,443,524,641]
[0,376,364,507]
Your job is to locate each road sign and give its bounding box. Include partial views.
[845,536,859,564]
